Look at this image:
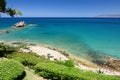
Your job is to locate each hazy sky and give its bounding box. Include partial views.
[4,0,120,17]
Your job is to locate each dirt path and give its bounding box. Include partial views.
[23,67,46,80]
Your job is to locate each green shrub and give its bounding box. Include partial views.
[0,59,25,80]
[55,60,65,65]
[34,62,120,80]
[34,62,82,80]
[64,60,74,67]
[13,57,25,64]
[5,52,51,67]
[0,43,17,57]
[55,60,74,67]
[18,43,28,49]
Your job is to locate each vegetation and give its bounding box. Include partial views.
[0,59,25,80]
[0,0,22,17]
[18,43,28,49]
[35,62,82,80]
[64,60,75,67]
[0,43,17,56]
[5,52,51,67]
[34,62,120,80]
[55,60,74,67]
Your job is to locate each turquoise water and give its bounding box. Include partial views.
[0,18,120,61]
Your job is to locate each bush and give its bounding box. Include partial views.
[34,62,120,80]
[55,60,74,67]
[34,62,82,80]
[0,59,25,80]
[18,43,28,49]
[64,60,74,67]
[13,57,25,64]
[5,52,51,67]
[0,43,17,57]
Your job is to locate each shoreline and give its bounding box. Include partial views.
[1,41,120,76]
[28,44,99,68]
[28,44,69,61]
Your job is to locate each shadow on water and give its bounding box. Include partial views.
[86,49,107,65]
[75,41,107,65]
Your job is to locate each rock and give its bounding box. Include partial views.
[104,56,120,71]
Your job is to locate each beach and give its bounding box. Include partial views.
[28,45,69,61]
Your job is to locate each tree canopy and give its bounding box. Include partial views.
[0,0,22,17]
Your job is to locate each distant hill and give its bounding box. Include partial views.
[95,14,120,18]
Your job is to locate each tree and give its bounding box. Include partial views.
[0,0,22,17]
[0,0,6,12]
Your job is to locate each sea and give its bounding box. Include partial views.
[0,17,120,62]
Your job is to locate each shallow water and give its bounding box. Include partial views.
[0,18,120,61]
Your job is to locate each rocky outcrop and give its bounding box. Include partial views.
[14,21,25,27]
[104,56,120,71]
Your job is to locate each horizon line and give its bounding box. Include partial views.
[1,16,120,18]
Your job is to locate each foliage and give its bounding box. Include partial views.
[97,69,104,74]
[64,60,74,67]
[0,59,25,80]
[34,62,81,80]
[12,57,25,64]
[55,60,74,67]
[0,43,18,57]
[5,52,51,67]
[0,0,6,12]
[18,43,28,49]
[34,62,120,80]
[6,8,22,17]
[0,0,22,17]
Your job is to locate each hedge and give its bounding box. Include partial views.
[0,59,25,80]
[55,60,75,67]
[0,43,17,57]
[34,62,120,80]
[5,52,51,67]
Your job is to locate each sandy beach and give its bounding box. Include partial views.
[29,45,69,61]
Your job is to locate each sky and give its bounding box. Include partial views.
[3,0,120,17]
